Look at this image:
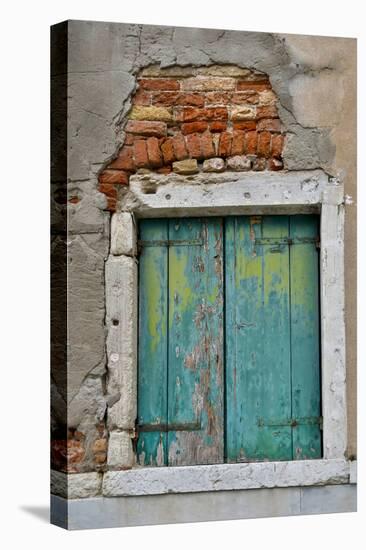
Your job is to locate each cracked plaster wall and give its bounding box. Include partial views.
[51,20,356,472]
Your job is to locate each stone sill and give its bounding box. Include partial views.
[51,458,356,499]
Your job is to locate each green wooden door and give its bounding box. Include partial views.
[137,215,321,466]
[137,218,224,466]
[225,215,321,462]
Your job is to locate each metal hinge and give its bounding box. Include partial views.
[257,416,323,428]
[135,421,201,433]
[138,239,203,248]
[255,237,320,247]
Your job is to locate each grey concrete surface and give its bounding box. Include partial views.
[51,484,356,530]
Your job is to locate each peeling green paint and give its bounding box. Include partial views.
[138,215,321,466]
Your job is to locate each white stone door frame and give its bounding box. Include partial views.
[104,169,349,497]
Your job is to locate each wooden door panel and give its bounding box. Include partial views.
[225,215,321,462]
[137,219,169,466]
[138,218,224,466]
[289,215,321,459]
[225,216,292,462]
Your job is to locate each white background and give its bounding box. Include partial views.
[0,0,363,547]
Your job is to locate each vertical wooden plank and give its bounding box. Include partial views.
[167,218,224,466]
[290,215,321,459]
[137,219,168,466]
[225,216,292,462]
[260,216,292,459]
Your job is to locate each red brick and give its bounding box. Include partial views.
[175,107,204,122]
[106,197,117,211]
[152,92,179,106]
[68,196,80,204]
[138,78,180,91]
[210,121,227,132]
[133,140,149,168]
[271,134,284,158]
[231,131,245,156]
[156,166,172,174]
[133,89,151,105]
[256,105,278,119]
[245,131,257,154]
[257,132,271,157]
[268,158,284,171]
[125,120,167,137]
[124,133,136,145]
[200,132,215,159]
[67,440,85,466]
[172,134,189,160]
[237,80,271,91]
[181,121,208,135]
[109,146,135,171]
[205,92,230,105]
[233,121,257,131]
[218,132,232,157]
[205,107,228,120]
[231,92,259,105]
[161,138,176,164]
[147,137,163,167]
[257,118,282,132]
[186,133,201,159]
[175,107,227,122]
[176,94,205,107]
[99,170,129,185]
[98,183,117,200]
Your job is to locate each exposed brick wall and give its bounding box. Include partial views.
[99,65,285,212]
[51,423,108,473]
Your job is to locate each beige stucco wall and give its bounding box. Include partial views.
[282,35,357,456]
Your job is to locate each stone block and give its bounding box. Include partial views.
[227,155,252,171]
[111,212,137,256]
[203,158,225,172]
[230,106,256,121]
[182,76,236,92]
[172,159,199,174]
[129,105,173,122]
[107,431,135,469]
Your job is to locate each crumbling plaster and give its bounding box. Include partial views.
[51,20,356,472]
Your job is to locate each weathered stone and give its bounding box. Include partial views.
[129,105,173,122]
[350,460,357,483]
[258,90,277,105]
[203,158,225,172]
[111,212,137,256]
[103,459,350,497]
[138,78,180,90]
[230,106,256,121]
[172,159,199,174]
[51,470,102,499]
[67,236,106,402]
[182,76,236,92]
[107,431,135,469]
[227,155,252,171]
[105,256,137,429]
